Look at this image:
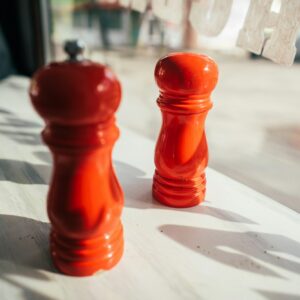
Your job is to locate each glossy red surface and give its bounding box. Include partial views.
[29,59,124,276]
[153,53,218,208]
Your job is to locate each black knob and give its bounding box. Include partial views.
[64,40,86,62]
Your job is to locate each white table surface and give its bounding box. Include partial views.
[0,76,299,300]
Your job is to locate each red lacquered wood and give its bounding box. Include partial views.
[152,53,218,208]
[29,56,124,276]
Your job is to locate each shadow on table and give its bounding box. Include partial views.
[0,107,40,127]
[114,160,257,225]
[0,129,41,145]
[0,110,50,184]
[256,290,300,300]
[0,159,50,184]
[34,150,52,164]
[158,224,300,278]
[0,214,57,300]
[115,160,300,283]
[0,108,12,115]
[0,107,42,145]
[0,117,41,128]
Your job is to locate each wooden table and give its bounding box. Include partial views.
[0,77,299,300]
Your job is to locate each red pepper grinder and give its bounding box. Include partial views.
[29,40,124,276]
[153,53,218,208]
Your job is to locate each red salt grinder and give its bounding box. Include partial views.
[152,53,218,208]
[29,40,124,276]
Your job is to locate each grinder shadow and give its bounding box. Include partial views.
[0,214,57,300]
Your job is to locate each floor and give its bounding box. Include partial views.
[93,49,300,212]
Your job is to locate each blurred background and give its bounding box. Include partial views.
[0,0,299,211]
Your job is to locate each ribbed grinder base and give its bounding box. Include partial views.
[50,222,124,276]
[152,170,206,208]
